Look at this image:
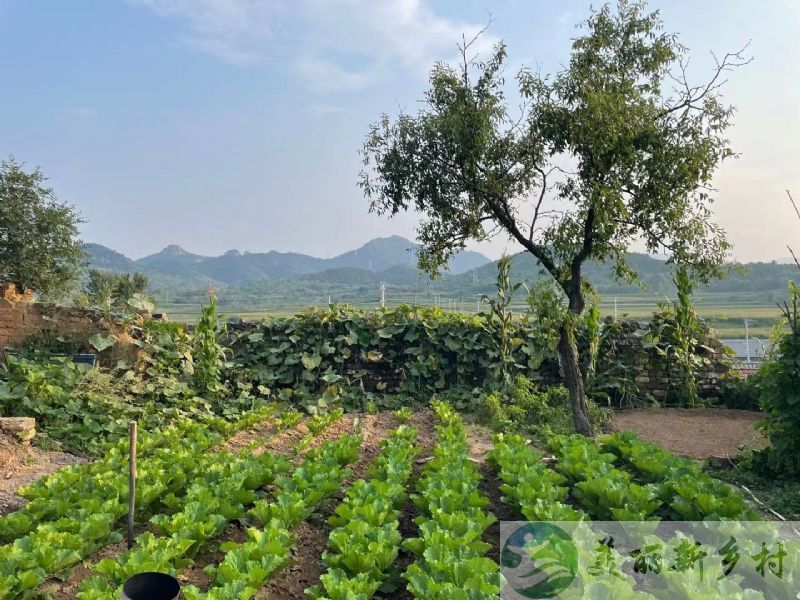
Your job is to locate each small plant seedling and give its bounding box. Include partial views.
[394,406,412,424]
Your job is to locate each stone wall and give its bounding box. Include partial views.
[594,317,731,404]
[228,312,733,403]
[0,284,136,365]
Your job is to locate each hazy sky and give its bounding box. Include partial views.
[0,0,797,262]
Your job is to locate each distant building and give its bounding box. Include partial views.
[720,338,771,375]
[720,338,770,361]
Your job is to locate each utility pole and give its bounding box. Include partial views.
[614,297,618,320]
[745,319,750,362]
[380,281,386,308]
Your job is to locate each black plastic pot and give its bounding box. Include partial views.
[121,572,180,600]
[72,353,98,367]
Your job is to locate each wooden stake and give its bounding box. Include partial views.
[127,421,137,549]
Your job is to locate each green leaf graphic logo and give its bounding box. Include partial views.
[501,523,578,599]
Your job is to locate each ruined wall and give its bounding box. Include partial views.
[0,283,136,364]
[594,318,731,404]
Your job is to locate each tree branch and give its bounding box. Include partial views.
[529,166,552,242]
[788,190,800,271]
[661,43,751,117]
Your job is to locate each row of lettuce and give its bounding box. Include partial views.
[1,399,784,600]
[0,405,323,600]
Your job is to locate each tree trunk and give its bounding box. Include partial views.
[558,324,593,436]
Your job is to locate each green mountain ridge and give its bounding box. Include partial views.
[83,236,489,289]
[84,238,799,315]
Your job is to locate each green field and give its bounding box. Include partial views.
[159,293,783,339]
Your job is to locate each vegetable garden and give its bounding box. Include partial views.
[2,395,795,599]
[1,282,798,599]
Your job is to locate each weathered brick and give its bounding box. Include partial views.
[0,417,36,432]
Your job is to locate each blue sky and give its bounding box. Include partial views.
[0,0,797,262]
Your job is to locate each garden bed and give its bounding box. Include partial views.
[4,405,777,600]
[610,407,767,459]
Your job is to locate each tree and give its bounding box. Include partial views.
[84,269,150,311]
[0,156,84,297]
[360,1,745,434]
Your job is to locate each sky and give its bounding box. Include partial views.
[0,0,798,263]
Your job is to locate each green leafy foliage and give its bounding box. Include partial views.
[482,255,526,389]
[402,401,504,599]
[0,156,84,297]
[394,406,412,423]
[550,434,661,520]
[193,294,228,397]
[644,267,710,406]
[0,308,270,454]
[478,377,611,439]
[599,431,760,520]
[756,283,800,475]
[487,433,585,522]
[308,425,418,599]
[360,1,740,434]
[186,432,362,600]
[77,449,290,599]
[81,269,151,312]
[232,304,550,399]
[0,419,244,600]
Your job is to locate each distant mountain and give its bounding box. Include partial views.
[83,243,136,271]
[83,236,492,289]
[467,251,674,293]
[327,235,416,271]
[82,238,800,315]
[137,244,206,267]
[448,250,494,274]
[462,252,800,298]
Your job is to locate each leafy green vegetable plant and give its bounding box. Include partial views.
[402,401,504,599]
[307,425,418,600]
[487,433,585,522]
[183,433,362,600]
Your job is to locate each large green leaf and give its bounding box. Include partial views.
[127,293,155,313]
[88,333,117,352]
[301,353,322,370]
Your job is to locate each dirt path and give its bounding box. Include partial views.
[610,407,767,459]
[0,433,86,515]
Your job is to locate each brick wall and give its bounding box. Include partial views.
[0,284,136,364]
[594,317,731,404]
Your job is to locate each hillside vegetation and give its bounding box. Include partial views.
[84,239,797,337]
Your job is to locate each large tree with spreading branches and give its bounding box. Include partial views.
[359,0,747,434]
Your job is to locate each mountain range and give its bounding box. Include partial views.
[84,236,491,289]
[83,236,800,314]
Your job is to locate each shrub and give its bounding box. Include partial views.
[756,283,800,475]
[478,376,612,437]
[716,373,761,411]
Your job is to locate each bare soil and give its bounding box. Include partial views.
[0,432,86,515]
[611,407,767,459]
